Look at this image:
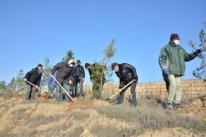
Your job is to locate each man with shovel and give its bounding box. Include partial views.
[24,64,43,100]
[51,59,75,102]
[112,63,138,107]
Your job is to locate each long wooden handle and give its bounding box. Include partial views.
[50,75,77,102]
[26,80,41,92]
[109,80,136,100]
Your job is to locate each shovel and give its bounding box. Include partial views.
[106,79,136,101]
[50,75,78,103]
[25,80,42,97]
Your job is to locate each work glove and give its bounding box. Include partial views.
[119,82,124,89]
[69,80,73,85]
[132,78,137,82]
[162,68,169,75]
[81,78,85,83]
[194,49,202,56]
[24,78,27,82]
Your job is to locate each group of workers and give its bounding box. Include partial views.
[24,33,203,109]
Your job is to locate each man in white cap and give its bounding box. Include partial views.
[51,59,75,101]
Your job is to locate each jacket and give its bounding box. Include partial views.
[25,67,42,86]
[115,63,138,87]
[159,42,197,76]
[51,62,74,84]
[88,63,106,84]
[74,65,85,78]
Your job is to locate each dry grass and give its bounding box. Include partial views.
[93,98,206,135]
[0,92,206,137]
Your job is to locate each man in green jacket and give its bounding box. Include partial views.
[159,33,202,109]
[85,63,106,99]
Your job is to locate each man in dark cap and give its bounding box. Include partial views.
[74,60,85,97]
[111,63,138,107]
[85,63,106,99]
[24,64,43,100]
[159,33,202,109]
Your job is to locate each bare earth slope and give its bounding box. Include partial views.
[0,93,206,137]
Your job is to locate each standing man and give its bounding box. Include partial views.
[24,64,43,100]
[51,59,75,102]
[159,33,202,109]
[111,63,138,107]
[74,60,85,97]
[85,63,106,99]
[46,72,56,98]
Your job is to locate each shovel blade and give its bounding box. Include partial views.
[71,98,78,103]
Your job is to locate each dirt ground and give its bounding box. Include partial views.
[0,92,205,137]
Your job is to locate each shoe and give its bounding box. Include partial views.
[131,103,137,107]
[165,102,173,110]
[173,103,182,109]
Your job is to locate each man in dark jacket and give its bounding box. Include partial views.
[24,64,43,100]
[74,60,85,97]
[112,63,138,107]
[85,63,106,99]
[159,33,202,109]
[51,59,75,101]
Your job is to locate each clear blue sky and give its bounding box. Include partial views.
[0,0,205,85]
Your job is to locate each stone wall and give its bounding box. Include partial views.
[84,79,206,99]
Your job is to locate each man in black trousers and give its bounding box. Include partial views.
[24,64,43,100]
[112,63,138,107]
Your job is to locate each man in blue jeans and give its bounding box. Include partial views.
[74,60,85,97]
[51,59,75,102]
[47,73,56,98]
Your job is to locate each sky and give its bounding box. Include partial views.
[0,0,205,85]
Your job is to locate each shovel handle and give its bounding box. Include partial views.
[50,75,77,103]
[109,79,136,100]
[26,80,41,92]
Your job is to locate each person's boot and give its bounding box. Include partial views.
[173,103,182,109]
[130,103,137,107]
[165,102,173,110]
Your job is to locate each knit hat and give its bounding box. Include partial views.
[85,63,90,68]
[77,60,81,64]
[170,33,180,41]
[38,64,43,68]
[111,63,118,70]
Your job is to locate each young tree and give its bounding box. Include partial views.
[62,50,74,62]
[0,81,7,92]
[15,69,25,91]
[100,39,117,99]
[102,39,117,81]
[41,57,52,86]
[7,77,16,92]
[189,21,206,79]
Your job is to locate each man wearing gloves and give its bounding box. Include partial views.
[111,63,138,107]
[159,33,202,109]
[24,64,43,100]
